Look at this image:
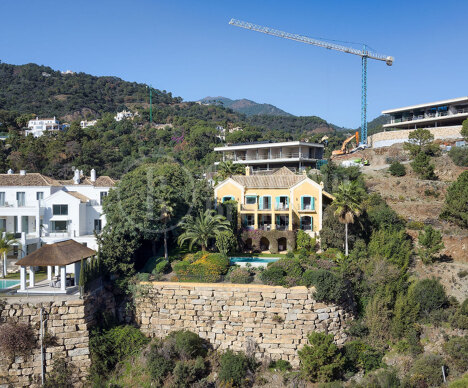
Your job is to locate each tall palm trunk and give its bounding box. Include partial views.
[163,227,168,260]
[345,223,349,256]
[2,252,6,278]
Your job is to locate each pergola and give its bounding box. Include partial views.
[15,239,96,294]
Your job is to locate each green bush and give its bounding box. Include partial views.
[168,330,208,360]
[449,373,468,388]
[407,220,425,230]
[411,152,437,180]
[147,346,174,384]
[260,266,286,286]
[216,230,237,255]
[343,340,383,373]
[229,267,252,284]
[89,325,149,379]
[299,332,344,382]
[352,368,401,388]
[269,359,292,372]
[172,356,207,387]
[174,252,229,282]
[44,357,75,388]
[448,146,468,167]
[138,272,150,282]
[408,353,444,387]
[391,293,419,339]
[389,161,406,176]
[296,230,316,252]
[218,350,252,387]
[152,259,170,275]
[302,269,347,304]
[443,335,468,372]
[440,171,468,228]
[368,229,412,270]
[408,278,447,318]
[451,299,468,329]
[418,225,444,264]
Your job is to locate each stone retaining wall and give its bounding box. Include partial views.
[0,286,115,387]
[135,282,352,367]
[368,126,462,148]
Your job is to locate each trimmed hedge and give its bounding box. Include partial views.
[173,252,230,282]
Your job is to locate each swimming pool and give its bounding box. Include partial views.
[230,257,280,267]
[0,279,20,290]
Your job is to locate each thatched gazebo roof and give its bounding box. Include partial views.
[15,239,96,267]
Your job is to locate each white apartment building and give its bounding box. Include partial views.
[114,110,137,122]
[80,120,98,128]
[25,117,62,137]
[0,168,116,271]
[382,96,468,130]
[214,140,325,172]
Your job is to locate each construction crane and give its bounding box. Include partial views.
[229,19,394,146]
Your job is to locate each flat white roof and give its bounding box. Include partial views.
[382,96,468,115]
[214,141,323,152]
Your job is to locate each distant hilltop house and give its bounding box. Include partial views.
[369,96,468,148]
[25,117,63,138]
[114,110,139,122]
[80,120,98,129]
[61,70,75,75]
[216,125,243,141]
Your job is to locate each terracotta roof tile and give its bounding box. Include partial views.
[0,173,62,187]
[66,191,90,203]
[231,174,306,189]
[59,176,116,187]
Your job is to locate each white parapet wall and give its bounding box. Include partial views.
[368,126,463,148]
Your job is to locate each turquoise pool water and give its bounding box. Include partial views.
[0,279,20,289]
[230,257,280,265]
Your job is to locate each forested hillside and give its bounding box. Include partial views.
[0,63,181,119]
[199,96,292,116]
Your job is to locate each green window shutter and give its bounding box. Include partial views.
[311,216,314,231]
[300,196,304,210]
[312,197,315,210]
[259,196,264,210]
[300,217,303,229]
[275,196,280,209]
[276,215,280,226]
[286,196,289,207]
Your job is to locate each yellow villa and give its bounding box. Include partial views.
[214,167,333,252]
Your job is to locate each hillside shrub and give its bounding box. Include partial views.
[0,322,36,358]
[418,225,444,264]
[260,266,286,286]
[218,350,253,387]
[450,299,468,329]
[229,267,252,284]
[168,330,208,360]
[391,293,419,339]
[299,332,344,383]
[364,293,393,347]
[44,357,75,388]
[343,340,383,373]
[389,161,406,176]
[296,230,316,252]
[443,335,468,372]
[448,146,468,167]
[302,269,347,304]
[440,171,468,228]
[351,369,401,388]
[408,353,444,387]
[368,229,412,270]
[411,152,437,180]
[173,252,229,282]
[173,357,207,387]
[269,359,292,372]
[147,350,174,385]
[408,278,447,318]
[150,257,171,278]
[89,325,149,378]
[449,373,468,388]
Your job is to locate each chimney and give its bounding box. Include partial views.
[245,166,251,176]
[90,168,97,182]
[80,169,84,177]
[19,170,26,176]
[320,181,324,188]
[73,169,80,184]
[7,169,13,175]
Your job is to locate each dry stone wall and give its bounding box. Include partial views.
[135,282,352,367]
[0,287,115,387]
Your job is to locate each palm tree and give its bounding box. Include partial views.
[160,202,174,260]
[0,233,18,278]
[333,181,365,256]
[178,209,231,252]
[217,161,244,180]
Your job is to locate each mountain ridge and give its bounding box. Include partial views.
[198,96,292,117]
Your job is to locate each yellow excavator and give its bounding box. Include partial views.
[331,131,359,157]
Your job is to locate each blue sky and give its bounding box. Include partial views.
[0,0,467,127]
